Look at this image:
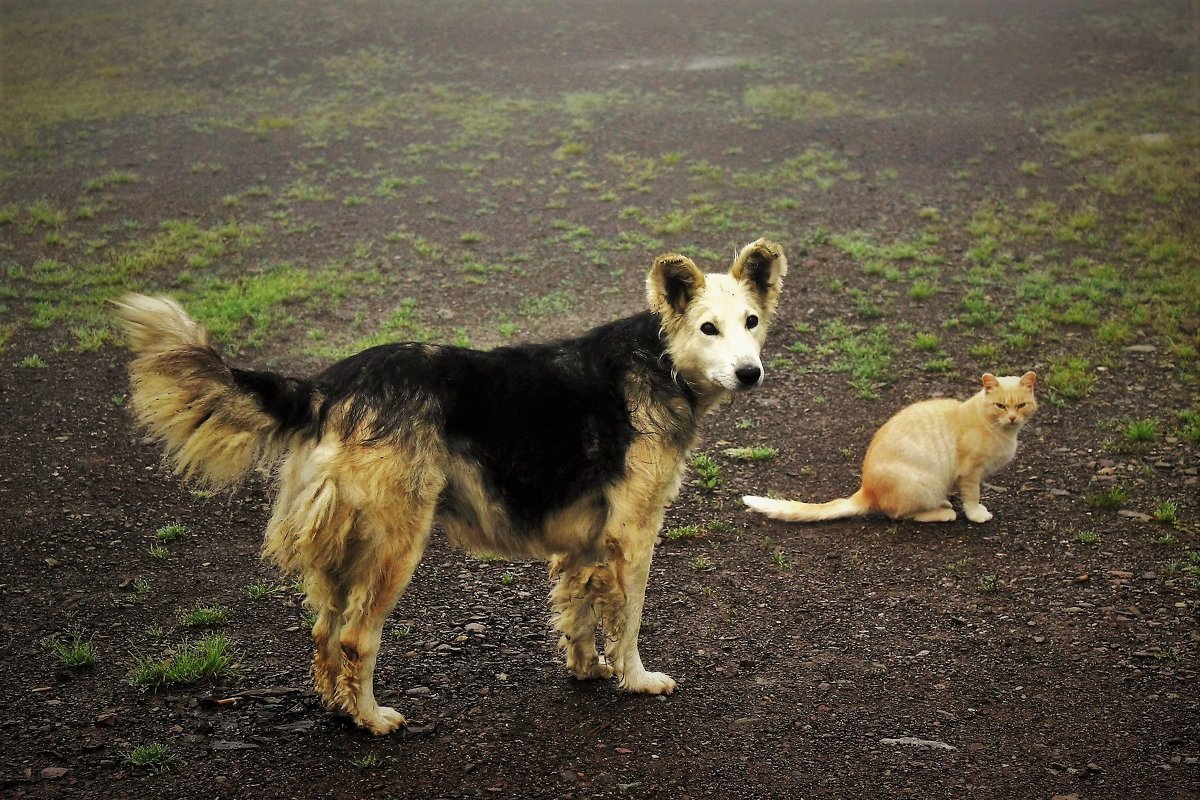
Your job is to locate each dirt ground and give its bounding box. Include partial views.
[1,1,1197,798]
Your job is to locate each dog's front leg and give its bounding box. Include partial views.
[600,530,676,695]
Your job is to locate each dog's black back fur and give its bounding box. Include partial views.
[230,311,696,526]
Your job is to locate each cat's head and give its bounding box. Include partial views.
[980,371,1037,429]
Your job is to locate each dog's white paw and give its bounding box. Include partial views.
[965,504,993,524]
[620,670,676,695]
[360,705,406,736]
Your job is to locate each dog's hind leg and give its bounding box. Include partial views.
[549,558,614,681]
[306,571,347,709]
[332,497,435,735]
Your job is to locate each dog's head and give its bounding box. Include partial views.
[646,238,787,395]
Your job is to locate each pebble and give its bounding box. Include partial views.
[880,736,956,751]
[210,740,260,750]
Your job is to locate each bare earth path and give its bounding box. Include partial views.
[1,2,1196,798]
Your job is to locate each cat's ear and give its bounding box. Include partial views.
[981,373,1000,392]
[1019,371,1037,391]
[730,238,787,322]
[647,253,705,318]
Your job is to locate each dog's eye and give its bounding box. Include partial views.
[701,322,719,336]
[746,315,759,330]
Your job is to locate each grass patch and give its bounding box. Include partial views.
[1152,499,1179,525]
[247,581,285,599]
[126,742,176,773]
[1086,485,1126,511]
[155,522,187,543]
[817,320,893,400]
[180,604,230,627]
[744,85,846,119]
[127,635,234,690]
[723,446,776,461]
[1044,356,1096,402]
[1123,418,1158,445]
[663,524,701,542]
[42,629,98,668]
[692,454,721,492]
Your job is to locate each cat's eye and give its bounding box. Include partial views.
[701,322,719,336]
[994,402,1007,409]
[1017,402,1028,409]
[746,314,759,330]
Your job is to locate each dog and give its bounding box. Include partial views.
[114,238,786,734]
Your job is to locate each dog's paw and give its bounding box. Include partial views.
[360,705,406,736]
[964,504,993,524]
[570,659,615,681]
[620,670,676,695]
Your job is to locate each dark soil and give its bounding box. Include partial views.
[1,2,1196,799]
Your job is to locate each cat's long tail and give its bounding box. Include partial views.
[742,489,872,522]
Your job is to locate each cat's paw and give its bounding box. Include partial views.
[964,504,993,524]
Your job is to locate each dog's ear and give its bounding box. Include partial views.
[730,238,787,322]
[646,253,705,318]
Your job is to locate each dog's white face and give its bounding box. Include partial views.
[670,272,769,391]
[647,238,787,397]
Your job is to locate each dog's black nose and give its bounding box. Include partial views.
[735,365,762,386]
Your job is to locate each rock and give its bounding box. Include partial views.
[464,623,487,633]
[405,686,432,697]
[273,720,316,733]
[1117,510,1153,522]
[210,740,260,751]
[40,767,69,779]
[1123,344,1157,353]
[879,736,957,751]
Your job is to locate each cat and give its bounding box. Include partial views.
[743,372,1038,524]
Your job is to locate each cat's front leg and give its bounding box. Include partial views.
[958,472,993,523]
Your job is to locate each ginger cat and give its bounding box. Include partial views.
[744,372,1037,524]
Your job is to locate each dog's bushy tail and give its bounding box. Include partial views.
[742,489,871,522]
[113,293,319,489]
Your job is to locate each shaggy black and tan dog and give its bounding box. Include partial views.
[115,239,786,734]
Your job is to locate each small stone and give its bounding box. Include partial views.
[464,623,487,633]
[210,740,260,751]
[40,767,69,780]
[1123,344,1157,353]
[273,720,315,733]
[879,736,956,751]
[405,686,432,697]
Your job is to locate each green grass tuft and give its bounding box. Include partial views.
[127,635,234,690]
